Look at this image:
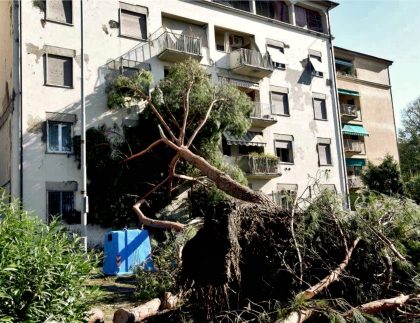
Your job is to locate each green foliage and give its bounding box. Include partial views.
[248,152,279,161]
[404,173,420,203]
[398,96,420,178]
[134,228,196,301]
[361,155,404,195]
[0,191,99,322]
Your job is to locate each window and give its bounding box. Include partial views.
[308,53,323,78]
[335,58,354,76]
[45,54,73,87]
[275,135,293,163]
[213,0,251,12]
[256,1,289,23]
[313,97,327,120]
[215,29,226,51]
[317,138,332,166]
[271,92,289,115]
[273,184,297,210]
[267,45,286,69]
[119,3,148,40]
[47,121,72,153]
[47,191,75,223]
[46,0,73,25]
[295,6,323,33]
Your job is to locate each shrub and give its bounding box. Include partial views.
[0,191,99,322]
[405,174,420,204]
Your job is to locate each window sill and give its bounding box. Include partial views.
[44,83,74,89]
[272,113,290,117]
[46,151,73,155]
[44,19,74,27]
[280,162,294,165]
[119,34,148,42]
[319,163,333,167]
[314,118,328,121]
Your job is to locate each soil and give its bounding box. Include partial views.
[89,274,139,323]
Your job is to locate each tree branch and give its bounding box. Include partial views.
[346,294,420,316]
[369,226,406,261]
[122,139,164,164]
[299,237,361,301]
[186,99,222,148]
[381,249,393,297]
[180,80,194,145]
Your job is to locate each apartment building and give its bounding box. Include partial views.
[334,47,399,190]
[0,0,347,228]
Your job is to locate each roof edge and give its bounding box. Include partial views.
[334,46,393,66]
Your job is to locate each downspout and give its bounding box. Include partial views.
[18,0,23,203]
[80,0,88,250]
[326,6,350,208]
[387,67,400,163]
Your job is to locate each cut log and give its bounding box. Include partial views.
[348,294,420,316]
[86,308,104,323]
[113,298,161,323]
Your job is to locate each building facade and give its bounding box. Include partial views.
[1,0,360,230]
[334,47,399,190]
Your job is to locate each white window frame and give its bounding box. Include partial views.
[274,139,294,164]
[46,120,73,154]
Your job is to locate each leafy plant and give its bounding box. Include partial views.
[0,191,100,322]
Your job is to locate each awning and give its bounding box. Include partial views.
[338,88,360,96]
[308,56,323,73]
[342,124,369,137]
[335,59,353,67]
[346,158,366,167]
[224,131,266,146]
[267,46,286,65]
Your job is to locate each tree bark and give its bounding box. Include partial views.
[87,308,104,323]
[113,298,161,323]
[347,294,419,316]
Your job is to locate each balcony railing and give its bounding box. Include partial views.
[344,139,364,154]
[340,104,359,119]
[229,48,273,78]
[249,156,279,175]
[348,176,363,189]
[156,31,202,62]
[250,102,276,127]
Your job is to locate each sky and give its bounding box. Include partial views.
[330,0,420,130]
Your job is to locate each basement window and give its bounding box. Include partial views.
[119,3,148,40]
[46,0,73,25]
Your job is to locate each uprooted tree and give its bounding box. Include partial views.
[106,59,419,322]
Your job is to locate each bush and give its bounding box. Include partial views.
[0,192,99,322]
[405,174,420,204]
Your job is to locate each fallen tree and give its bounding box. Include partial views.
[106,60,419,322]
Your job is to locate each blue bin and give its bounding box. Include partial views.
[103,229,153,275]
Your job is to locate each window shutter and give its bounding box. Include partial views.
[318,143,327,165]
[275,140,290,149]
[47,55,73,87]
[46,0,73,24]
[120,10,147,40]
[271,92,289,115]
[313,98,326,120]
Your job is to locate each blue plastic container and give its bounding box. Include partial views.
[103,229,153,275]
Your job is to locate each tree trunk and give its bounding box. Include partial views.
[350,294,419,316]
[176,146,273,206]
[113,298,161,323]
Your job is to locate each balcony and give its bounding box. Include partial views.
[237,155,281,179]
[340,104,359,121]
[229,48,273,79]
[156,31,202,63]
[348,176,363,189]
[250,102,276,128]
[344,139,364,155]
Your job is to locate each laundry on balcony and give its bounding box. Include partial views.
[223,131,266,146]
[338,88,360,96]
[342,124,369,136]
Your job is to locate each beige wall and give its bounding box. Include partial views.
[337,69,399,165]
[0,0,13,194]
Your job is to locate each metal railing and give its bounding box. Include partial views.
[248,156,280,175]
[230,48,273,70]
[344,139,364,153]
[348,176,363,188]
[250,102,272,119]
[340,104,359,117]
[156,31,202,56]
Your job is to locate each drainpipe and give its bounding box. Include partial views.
[17,0,23,204]
[80,0,88,250]
[326,6,350,208]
